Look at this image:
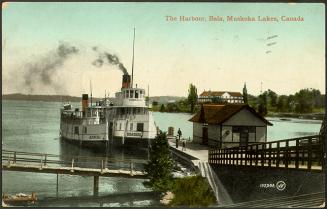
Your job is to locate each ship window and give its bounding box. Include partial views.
[119,123,122,130]
[135,90,139,98]
[130,90,134,98]
[130,123,133,131]
[126,90,129,98]
[84,127,87,133]
[137,108,140,114]
[137,123,144,132]
[74,126,79,134]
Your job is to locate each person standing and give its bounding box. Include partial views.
[182,139,186,151]
[177,128,182,141]
[175,136,178,148]
[177,128,182,149]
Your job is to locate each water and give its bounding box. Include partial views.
[153,112,322,141]
[2,100,322,206]
[2,100,160,207]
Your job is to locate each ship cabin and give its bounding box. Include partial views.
[60,94,105,125]
[189,104,272,148]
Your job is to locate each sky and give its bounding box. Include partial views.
[2,2,325,97]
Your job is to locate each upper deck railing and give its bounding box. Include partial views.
[208,135,325,171]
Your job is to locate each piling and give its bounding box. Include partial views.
[93,176,99,196]
[56,174,59,198]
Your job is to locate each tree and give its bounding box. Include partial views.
[257,92,268,116]
[160,104,166,112]
[294,88,314,113]
[276,95,287,112]
[144,132,174,191]
[152,100,158,106]
[267,89,278,108]
[187,84,198,113]
[243,83,248,104]
[212,96,224,104]
[286,95,296,112]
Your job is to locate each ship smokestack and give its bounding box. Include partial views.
[122,74,131,89]
[82,94,89,116]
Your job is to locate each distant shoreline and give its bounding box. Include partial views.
[2,93,186,104]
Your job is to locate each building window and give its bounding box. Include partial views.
[137,123,144,131]
[84,127,87,133]
[119,123,122,130]
[130,123,133,131]
[74,126,79,134]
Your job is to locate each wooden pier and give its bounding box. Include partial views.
[209,135,325,171]
[2,150,149,196]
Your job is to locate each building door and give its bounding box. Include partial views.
[240,132,249,147]
[202,126,208,145]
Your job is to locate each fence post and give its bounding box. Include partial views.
[308,138,312,170]
[261,144,265,167]
[245,146,248,166]
[101,160,104,173]
[71,158,74,172]
[285,141,289,168]
[268,143,272,167]
[130,162,134,175]
[7,153,11,166]
[233,148,235,165]
[255,145,258,166]
[44,154,47,166]
[295,139,299,169]
[276,142,280,168]
[250,145,253,166]
[40,157,43,170]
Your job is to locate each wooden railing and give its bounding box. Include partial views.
[208,135,325,171]
[2,150,148,173]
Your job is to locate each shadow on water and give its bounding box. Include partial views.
[59,138,150,171]
[35,191,162,207]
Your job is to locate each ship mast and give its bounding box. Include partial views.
[131,28,135,88]
[90,80,93,106]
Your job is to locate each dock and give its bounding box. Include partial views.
[167,134,325,207]
[2,150,148,196]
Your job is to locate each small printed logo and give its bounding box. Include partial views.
[276,181,286,191]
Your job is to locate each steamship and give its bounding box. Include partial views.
[60,29,157,149]
[59,74,157,149]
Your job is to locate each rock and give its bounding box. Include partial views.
[160,191,175,205]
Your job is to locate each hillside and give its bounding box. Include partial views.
[2,93,185,104]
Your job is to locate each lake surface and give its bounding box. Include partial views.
[2,100,322,207]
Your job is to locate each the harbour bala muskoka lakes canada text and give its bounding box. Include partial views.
[165,15,304,22]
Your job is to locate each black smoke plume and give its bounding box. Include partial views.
[92,46,128,75]
[23,43,79,93]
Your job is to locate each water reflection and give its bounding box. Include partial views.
[58,138,149,171]
[35,191,162,207]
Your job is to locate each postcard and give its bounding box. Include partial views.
[2,2,325,207]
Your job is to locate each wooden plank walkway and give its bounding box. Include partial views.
[209,135,325,172]
[2,150,148,179]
